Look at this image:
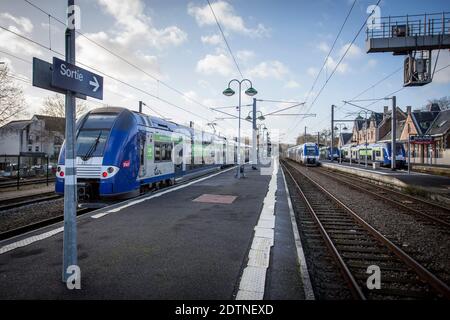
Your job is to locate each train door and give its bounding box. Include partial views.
[174,136,183,177]
[138,132,146,178]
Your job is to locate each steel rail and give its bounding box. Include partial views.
[281,161,366,300]
[317,167,450,228]
[284,160,450,299]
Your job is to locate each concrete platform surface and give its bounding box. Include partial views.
[321,161,450,203]
[0,162,308,300]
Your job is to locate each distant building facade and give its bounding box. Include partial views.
[0,115,65,169]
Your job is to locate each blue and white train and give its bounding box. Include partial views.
[319,146,340,161]
[55,107,249,203]
[340,142,406,167]
[286,143,320,166]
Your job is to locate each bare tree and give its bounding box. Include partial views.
[40,94,91,118]
[427,96,450,111]
[0,65,27,126]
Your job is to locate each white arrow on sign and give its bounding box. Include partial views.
[89,76,100,92]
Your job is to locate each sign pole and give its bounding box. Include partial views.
[408,135,411,175]
[391,96,397,171]
[331,105,334,162]
[252,98,257,170]
[62,0,78,283]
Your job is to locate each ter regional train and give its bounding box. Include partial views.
[340,142,406,167]
[56,107,250,203]
[286,143,320,166]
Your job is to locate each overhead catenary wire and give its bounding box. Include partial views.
[22,0,217,116]
[285,0,359,136]
[206,0,245,80]
[0,24,214,123]
[287,0,382,138]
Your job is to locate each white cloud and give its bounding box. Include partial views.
[307,67,318,77]
[325,56,349,74]
[317,41,330,53]
[76,0,190,84]
[367,59,377,68]
[236,50,255,62]
[77,31,161,82]
[0,13,42,56]
[339,43,363,59]
[285,80,300,89]
[0,13,33,33]
[97,0,187,49]
[196,53,234,76]
[188,1,270,38]
[201,34,222,45]
[246,60,289,80]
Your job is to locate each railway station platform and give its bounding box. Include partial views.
[0,160,312,300]
[321,161,450,204]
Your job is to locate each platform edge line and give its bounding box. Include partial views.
[280,167,316,300]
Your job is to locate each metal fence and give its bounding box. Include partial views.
[367,12,450,39]
[0,153,56,190]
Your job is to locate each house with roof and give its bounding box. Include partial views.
[0,115,65,169]
[427,109,450,165]
[351,106,407,146]
[338,132,353,148]
[400,104,442,164]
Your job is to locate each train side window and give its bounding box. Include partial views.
[154,142,173,162]
[155,144,161,161]
[376,150,381,157]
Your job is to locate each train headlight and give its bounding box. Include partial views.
[56,165,65,178]
[100,165,119,179]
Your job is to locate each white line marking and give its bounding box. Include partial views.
[0,227,64,255]
[0,166,236,255]
[281,168,315,300]
[236,159,277,300]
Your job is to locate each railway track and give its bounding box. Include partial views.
[0,207,92,241]
[0,192,61,211]
[316,166,450,229]
[0,178,55,189]
[281,159,450,300]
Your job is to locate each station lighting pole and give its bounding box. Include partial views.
[330,105,335,162]
[358,110,370,168]
[334,123,348,164]
[62,0,78,283]
[223,79,257,179]
[245,106,265,170]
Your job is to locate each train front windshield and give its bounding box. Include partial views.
[386,143,404,156]
[305,146,317,156]
[76,113,117,158]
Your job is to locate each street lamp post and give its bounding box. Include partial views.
[358,110,370,168]
[245,109,265,170]
[223,79,257,179]
[334,123,348,164]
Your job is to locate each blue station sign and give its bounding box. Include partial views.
[51,57,103,99]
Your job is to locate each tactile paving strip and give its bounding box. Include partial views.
[238,266,267,294]
[192,193,237,204]
[248,249,270,268]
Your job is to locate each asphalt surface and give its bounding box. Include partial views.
[265,166,305,299]
[0,164,304,299]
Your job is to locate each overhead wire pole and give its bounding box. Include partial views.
[62,0,77,283]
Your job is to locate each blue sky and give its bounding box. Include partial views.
[0,0,449,143]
